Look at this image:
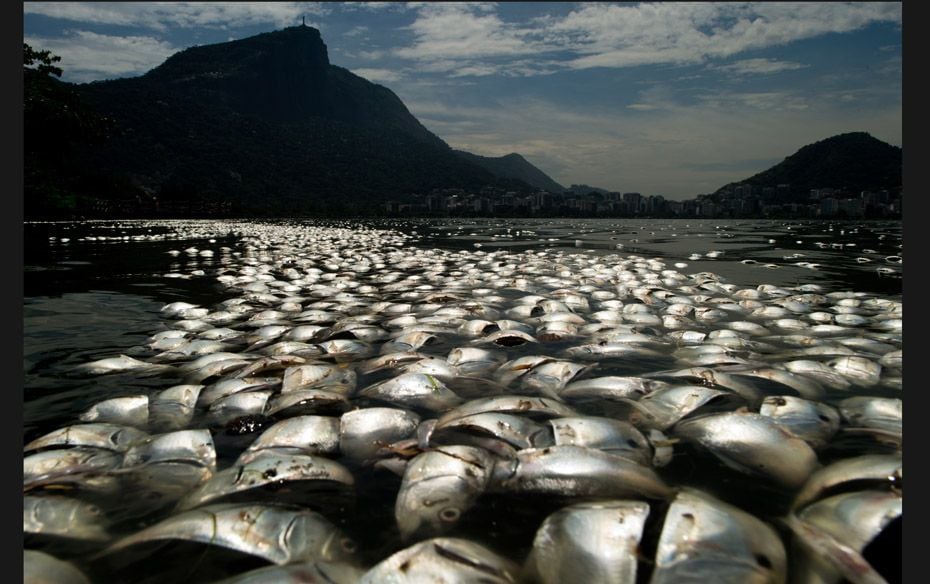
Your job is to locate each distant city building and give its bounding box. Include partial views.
[622,192,643,214]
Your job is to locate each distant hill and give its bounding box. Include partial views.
[715,132,901,202]
[454,150,565,193]
[566,184,611,195]
[25,26,539,217]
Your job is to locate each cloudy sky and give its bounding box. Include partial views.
[23,2,902,200]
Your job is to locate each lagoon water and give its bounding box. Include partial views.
[23,218,902,582]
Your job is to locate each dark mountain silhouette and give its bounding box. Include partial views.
[454,150,565,193]
[714,132,901,202]
[25,26,551,217]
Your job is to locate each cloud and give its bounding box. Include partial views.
[551,2,901,70]
[393,3,549,74]
[713,58,807,75]
[24,31,176,82]
[388,2,901,77]
[23,2,329,31]
[351,67,403,84]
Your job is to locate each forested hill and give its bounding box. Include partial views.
[454,150,565,193]
[25,26,538,217]
[714,132,902,202]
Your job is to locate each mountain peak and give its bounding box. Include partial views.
[146,25,330,83]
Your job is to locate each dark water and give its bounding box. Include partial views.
[22,218,902,582]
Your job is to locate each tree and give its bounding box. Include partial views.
[24,43,118,216]
[24,43,63,77]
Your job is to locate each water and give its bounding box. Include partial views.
[23,218,902,582]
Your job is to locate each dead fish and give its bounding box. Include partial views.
[358,537,519,583]
[177,451,354,510]
[548,416,652,464]
[431,412,554,451]
[759,395,840,449]
[788,490,901,584]
[24,447,122,492]
[281,363,356,394]
[212,561,365,584]
[793,454,902,511]
[651,488,787,584]
[24,495,111,542]
[120,429,217,500]
[673,411,819,491]
[523,499,650,584]
[516,359,593,399]
[560,375,670,401]
[24,550,92,584]
[231,355,307,379]
[339,407,422,462]
[264,389,350,418]
[102,503,358,566]
[73,354,175,377]
[491,445,673,500]
[198,377,280,408]
[838,396,902,435]
[359,373,463,413]
[395,445,494,540]
[447,346,507,376]
[24,423,148,454]
[208,390,274,426]
[828,356,883,387]
[622,384,739,430]
[149,384,204,431]
[437,395,580,426]
[238,415,341,463]
[78,395,149,428]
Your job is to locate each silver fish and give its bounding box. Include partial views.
[24,423,148,454]
[432,412,554,450]
[793,454,902,511]
[759,395,840,449]
[198,377,279,408]
[213,561,365,584]
[73,354,174,376]
[24,550,92,584]
[103,503,358,566]
[524,500,650,584]
[239,415,341,463]
[549,416,652,464]
[673,411,819,490]
[651,488,787,584]
[265,388,350,417]
[177,451,354,510]
[395,445,494,540]
[79,395,149,428]
[150,384,204,431]
[492,444,673,500]
[281,363,356,394]
[339,407,422,462]
[359,373,463,413]
[359,537,519,583]
[838,396,902,435]
[788,490,901,584]
[24,495,111,542]
[437,395,580,426]
[24,447,123,492]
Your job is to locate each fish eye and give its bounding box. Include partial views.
[439,507,461,522]
[340,536,358,554]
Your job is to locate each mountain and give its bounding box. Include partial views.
[714,132,901,202]
[25,26,538,217]
[454,150,564,193]
[565,184,611,195]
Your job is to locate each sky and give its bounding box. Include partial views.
[22,2,902,200]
